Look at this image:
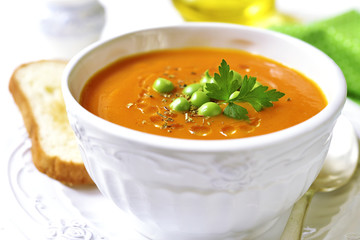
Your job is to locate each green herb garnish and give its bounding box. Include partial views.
[205,59,285,120]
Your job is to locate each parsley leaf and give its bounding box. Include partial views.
[205,59,285,120]
[206,60,241,101]
[224,102,249,120]
[232,76,286,112]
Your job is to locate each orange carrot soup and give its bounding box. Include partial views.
[80,48,327,140]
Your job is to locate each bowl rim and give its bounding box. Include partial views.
[62,22,347,152]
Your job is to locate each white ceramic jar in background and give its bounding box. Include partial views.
[38,0,105,58]
[62,24,346,240]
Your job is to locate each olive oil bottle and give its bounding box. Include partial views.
[172,0,276,26]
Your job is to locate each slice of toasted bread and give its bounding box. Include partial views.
[9,60,93,185]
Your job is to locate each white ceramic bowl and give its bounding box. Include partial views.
[62,23,346,240]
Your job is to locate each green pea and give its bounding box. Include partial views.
[229,91,240,100]
[198,102,222,117]
[170,97,190,112]
[190,91,210,107]
[200,70,215,86]
[152,78,174,93]
[231,70,243,87]
[231,70,241,81]
[183,83,202,96]
[253,81,261,89]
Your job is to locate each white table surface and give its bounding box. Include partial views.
[1,0,360,239]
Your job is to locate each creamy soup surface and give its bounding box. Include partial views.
[80,48,327,140]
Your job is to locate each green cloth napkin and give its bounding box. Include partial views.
[269,10,360,105]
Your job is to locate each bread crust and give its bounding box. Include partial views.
[9,60,93,186]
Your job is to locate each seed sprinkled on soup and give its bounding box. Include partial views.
[80,48,327,139]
